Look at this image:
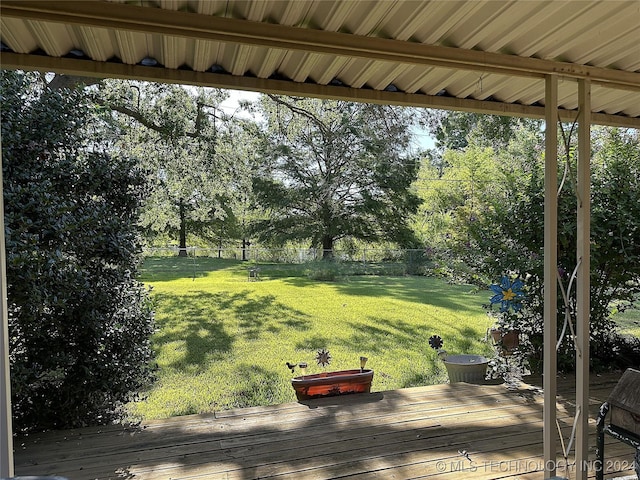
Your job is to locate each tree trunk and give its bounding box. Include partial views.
[178,198,187,257]
[322,235,334,260]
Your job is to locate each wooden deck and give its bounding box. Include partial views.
[13,372,638,480]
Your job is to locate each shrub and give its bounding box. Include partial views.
[466,128,640,372]
[1,71,155,431]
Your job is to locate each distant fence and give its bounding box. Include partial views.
[143,246,429,266]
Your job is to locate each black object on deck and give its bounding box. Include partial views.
[595,368,640,480]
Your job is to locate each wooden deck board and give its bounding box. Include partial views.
[13,372,638,480]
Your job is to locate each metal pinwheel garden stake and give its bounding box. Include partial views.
[490,276,525,312]
[428,335,448,359]
[315,348,332,367]
[428,335,443,350]
[487,275,528,376]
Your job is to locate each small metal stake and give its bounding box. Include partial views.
[360,356,368,372]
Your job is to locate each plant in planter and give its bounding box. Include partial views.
[287,349,373,400]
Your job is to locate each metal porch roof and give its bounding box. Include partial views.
[1,0,639,128]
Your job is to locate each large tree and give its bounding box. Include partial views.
[1,71,155,430]
[419,110,537,152]
[413,119,544,256]
[251,96,421,257]
[97,81,240,254]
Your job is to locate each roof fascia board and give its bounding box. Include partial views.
[2,1,640,92]
[3,52,638,129]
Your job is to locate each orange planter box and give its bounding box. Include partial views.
[291,369,374,400]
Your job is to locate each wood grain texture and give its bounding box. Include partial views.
[13,373,637,480]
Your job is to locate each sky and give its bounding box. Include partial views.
[219,89,435,151]
[217,89,261,119]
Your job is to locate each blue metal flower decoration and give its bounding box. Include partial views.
[489,276,525,312]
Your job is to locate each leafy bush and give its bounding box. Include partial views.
[466,128,640,372]
[1,71,155,431]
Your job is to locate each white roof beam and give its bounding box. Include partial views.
[3,52,638,129]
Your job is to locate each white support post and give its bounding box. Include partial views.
[0,141,14,478]
[543,74,559,478]
[575,78,591,480]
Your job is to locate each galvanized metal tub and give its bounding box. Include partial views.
[443,354,489,383]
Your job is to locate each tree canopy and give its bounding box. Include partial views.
[418,110,640,370]
[251,95,421,257]
[98,81,243,253]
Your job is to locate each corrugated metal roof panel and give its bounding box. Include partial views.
[1,18,38,53]
[0,0,638,126]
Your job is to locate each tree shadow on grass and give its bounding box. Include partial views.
[151,292,235,373]
[295,333,331,350]
[280,275,487,314]
[139,256,244,282]
[336,317,485,357]
[337,318,422,355]
[333,276,485,311]
[152,290,311,372]
[230,291,311,339]
[279,276,319,288]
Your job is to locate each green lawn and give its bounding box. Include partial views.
[130,257,495,420]
[615,307,640,338]
[131,256,640,421]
